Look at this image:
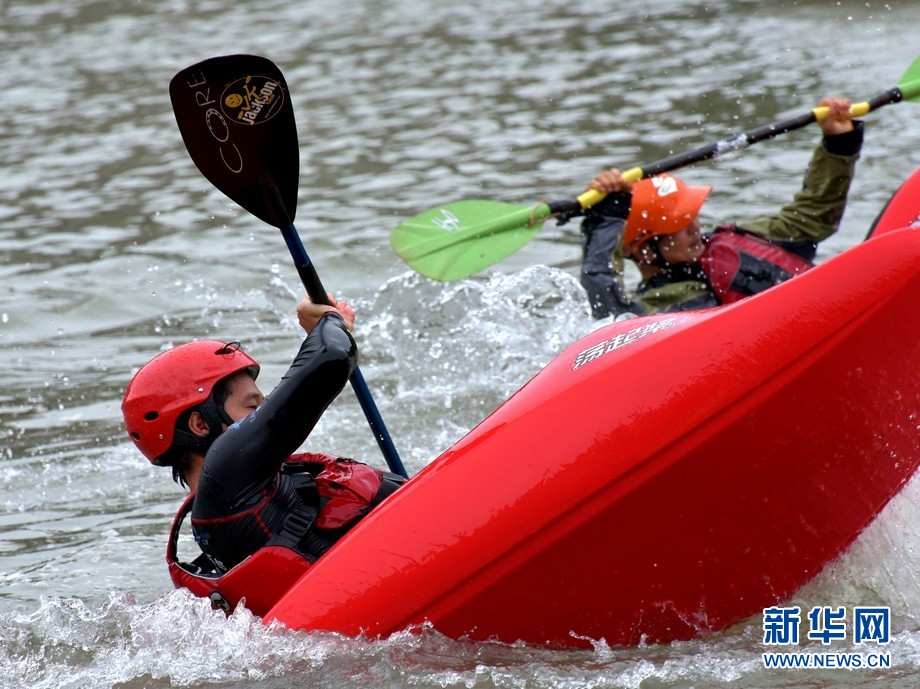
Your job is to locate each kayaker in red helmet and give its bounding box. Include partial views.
[122,295,404,577]
[579,97,863,318]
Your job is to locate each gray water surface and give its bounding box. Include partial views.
[2,0,919,687]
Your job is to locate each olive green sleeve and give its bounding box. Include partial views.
[740,143,860,243]
[635,280,717,314]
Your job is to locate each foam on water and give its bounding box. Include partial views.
[3,580,919,689]
[354,266,596,469]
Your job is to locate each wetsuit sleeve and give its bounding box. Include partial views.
[198,313,358,511]
[580,192,642,319]
[739,122,864,244]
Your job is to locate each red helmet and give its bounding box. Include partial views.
[122,340,260,465]
[623,174,712,253]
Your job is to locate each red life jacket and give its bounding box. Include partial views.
[699,226,814,304]
[166,452,403,617]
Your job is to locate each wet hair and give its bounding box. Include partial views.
[167,442,193,488]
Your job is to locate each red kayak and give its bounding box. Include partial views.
[164,169,920,646]
[263,173,920,646]
[868,166,920,237]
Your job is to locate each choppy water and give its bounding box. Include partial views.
[2,0,919,687]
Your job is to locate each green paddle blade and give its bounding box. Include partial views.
[899,54,920,102]
[391,199,550,282]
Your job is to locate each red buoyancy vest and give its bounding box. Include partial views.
[699,226,814,304]
[167,452,401,617]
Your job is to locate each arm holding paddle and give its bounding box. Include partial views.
[739,97,863,246]
[712,94,862,244]
[579,171,641,319]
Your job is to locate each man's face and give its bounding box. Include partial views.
[657,218,705,264]
[222,371,265,424]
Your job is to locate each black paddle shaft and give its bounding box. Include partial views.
[641,87,903,180]
[545,86,907,218]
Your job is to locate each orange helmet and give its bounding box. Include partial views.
[122,340,259,464]
[623,174,712,253]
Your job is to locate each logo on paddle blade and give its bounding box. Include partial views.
[221,75,284,125]
[432,209,462,233]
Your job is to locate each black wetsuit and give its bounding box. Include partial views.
[190,312,358,571]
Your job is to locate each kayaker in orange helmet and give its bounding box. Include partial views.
[122,294,404,581]
[579,97,862,318]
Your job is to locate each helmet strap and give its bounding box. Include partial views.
[171,391,233,455]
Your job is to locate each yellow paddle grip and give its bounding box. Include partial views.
[575,166,644,210]
[812,101,871,122]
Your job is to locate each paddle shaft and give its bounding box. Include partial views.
[574,86,906,210]
[280,222,408,478]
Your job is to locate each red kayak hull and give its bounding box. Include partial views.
[869,167,920,237]
[267,227,920,647]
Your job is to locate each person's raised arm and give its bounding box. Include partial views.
[199,295,358,505]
